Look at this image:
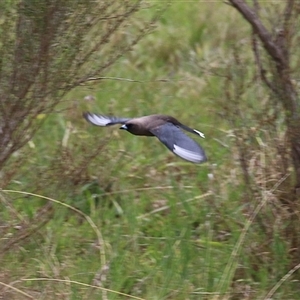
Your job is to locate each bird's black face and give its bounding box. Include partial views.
[120,124,128,130]
[120,123,134,131]
[120,122,148,136]
[120,123,136,134]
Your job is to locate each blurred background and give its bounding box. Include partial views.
[1,1,299,299]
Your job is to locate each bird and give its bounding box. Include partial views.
[83,112,207,163]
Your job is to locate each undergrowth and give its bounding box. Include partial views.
[1,2,300,300]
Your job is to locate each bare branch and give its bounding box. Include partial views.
[229,0,285,66]
[0,0,160,170]
[251,32,276,94]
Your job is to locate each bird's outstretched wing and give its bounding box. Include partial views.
[83,112,131,126]
[150,123,207,163]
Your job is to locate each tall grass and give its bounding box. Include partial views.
[1,2,299,300]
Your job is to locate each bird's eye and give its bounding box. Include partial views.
[126,123,133,129]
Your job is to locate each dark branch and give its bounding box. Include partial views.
[229,0,286,66]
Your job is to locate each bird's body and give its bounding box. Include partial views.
[83,112,207,163]
[120,115,181,136]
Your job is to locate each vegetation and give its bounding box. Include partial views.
[1,1,300,299]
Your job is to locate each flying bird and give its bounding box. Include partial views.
[83,112,207,163]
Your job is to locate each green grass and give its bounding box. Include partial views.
[1,2,299,300]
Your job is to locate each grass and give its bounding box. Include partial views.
[1,2,299,300]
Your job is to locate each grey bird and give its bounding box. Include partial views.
[83,112,207,163]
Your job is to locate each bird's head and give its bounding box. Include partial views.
[120,123,135,133]
[119,122,149,136]
[120,124,128,131]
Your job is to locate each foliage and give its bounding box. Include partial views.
[1,2,300,300]
[0,0,158,172]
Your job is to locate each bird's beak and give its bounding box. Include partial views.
[120,124,127,130]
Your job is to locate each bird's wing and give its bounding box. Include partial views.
[150,123,207,163]
[83,112,131,126]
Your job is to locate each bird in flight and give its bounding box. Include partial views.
[83,112,207,163]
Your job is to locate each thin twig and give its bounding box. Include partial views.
[263,262,300,299]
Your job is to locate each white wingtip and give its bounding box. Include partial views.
[194,129,205,138]
[173,144,205,163]
[85,113,111,126]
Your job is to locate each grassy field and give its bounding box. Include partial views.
[1,2,299,299]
